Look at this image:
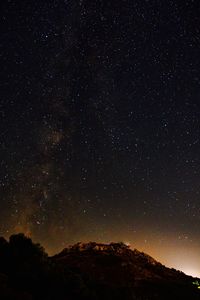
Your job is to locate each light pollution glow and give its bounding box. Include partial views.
[5,215,200,278]
[38,227,200,278]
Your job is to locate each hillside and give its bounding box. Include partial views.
[0,234,200,299]
[53,241,200,299]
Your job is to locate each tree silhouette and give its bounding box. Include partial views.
[9,233,47,262]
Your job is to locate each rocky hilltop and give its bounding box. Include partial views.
[53,241,200,299]
[0,235,199,300]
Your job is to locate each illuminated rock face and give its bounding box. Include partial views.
[54,241,189,282]
[68,242,130,252]
[64,242,158,266]
[53,241,200,299]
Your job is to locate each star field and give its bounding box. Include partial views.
[1,0,200,276]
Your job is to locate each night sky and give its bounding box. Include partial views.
[1,0,200,276]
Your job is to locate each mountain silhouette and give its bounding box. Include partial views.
[0,235,199,299]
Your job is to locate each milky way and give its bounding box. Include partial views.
[1,0,200,276]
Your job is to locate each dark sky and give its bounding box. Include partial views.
[1,0,200,276]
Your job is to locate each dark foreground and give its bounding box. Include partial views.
[0,234,199,299]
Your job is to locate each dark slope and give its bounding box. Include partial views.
[0,235,200,299]
[53,242,200,300]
